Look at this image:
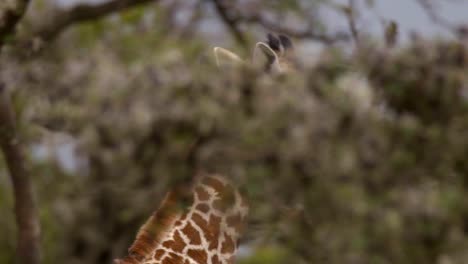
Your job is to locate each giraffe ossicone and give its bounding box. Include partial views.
[214,33,299,74]
[115,34,299,264]
[115,174,248,264]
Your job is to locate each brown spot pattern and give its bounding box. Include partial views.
[211,254,221,264]
[195,187,210,201]
[208,215,222,250]
[213,185,235,212]
[181,222,201,245]
[120,175,247,264]
[161,230,186,253]
[226,213,243,233]
[153,249,165,260]
[192,213,222,250]
[179,212,189,222]
[212,199,230,212]
[221,232,235,254]
[161,252,183,264]
[195,203,210,214]
[202,177,226,195]
[187,249,207,264]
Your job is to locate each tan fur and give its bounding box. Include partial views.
[114,188,191,264]
[213,47,245,67]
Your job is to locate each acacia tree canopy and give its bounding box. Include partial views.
[0,1,468,264]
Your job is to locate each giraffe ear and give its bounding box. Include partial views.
[278,34,294,51]
[213,47,244,68]
[253,42,281,73]
[266,33,281,51]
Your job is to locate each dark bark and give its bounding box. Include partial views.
[0,0,31,48]
[0,83,41,264]
[1,1,40,263]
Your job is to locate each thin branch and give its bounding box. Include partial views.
[211,0,248,50]
[415,0,468,40]
[34,0,156,42]
[415,0,456,31]
[345,0,360,46]
[217,1,350,45]
[239,13,350,44]
[0,83,41,264]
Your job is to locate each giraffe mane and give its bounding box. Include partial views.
[115,174,248,264]
[115,187,193,264]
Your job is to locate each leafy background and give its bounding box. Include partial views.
[1,0,468,263]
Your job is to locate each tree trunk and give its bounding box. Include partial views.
[0,83,41,264]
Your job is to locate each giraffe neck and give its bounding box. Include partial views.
[115,174,248,264]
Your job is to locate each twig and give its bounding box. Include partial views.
[0,83,41,264]
[233,13,350,45]
[415,0,456,31]
[346,0,360,46]
[229,10,350,44]
[211,0,248,50]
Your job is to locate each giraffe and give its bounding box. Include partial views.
[114,174,248,264]
[214,33,299,74]
[115,34,294,264]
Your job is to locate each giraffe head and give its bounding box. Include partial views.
[214,33,299,74]
[115,174,248,264]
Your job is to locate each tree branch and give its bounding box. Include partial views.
[209,0,349,46]
[0,83,41,264]
[0,0,31,48]
[211,0,248,50]
[219,2,350,45]
[11,0,156,55]
[0,1,40,263]
[33,0,156,42]
[240,13,350,44]
[345,0,360,46]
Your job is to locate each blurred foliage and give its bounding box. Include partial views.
[1,1,468,264]
[239,247,289,264]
